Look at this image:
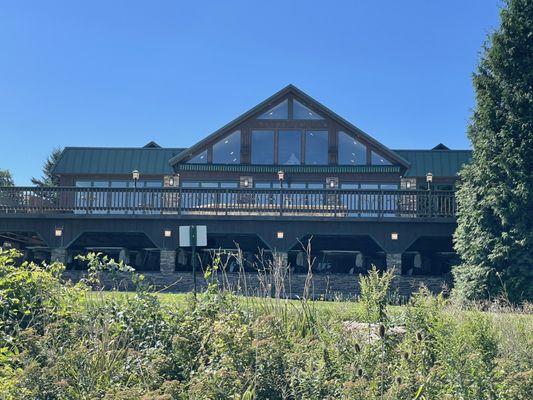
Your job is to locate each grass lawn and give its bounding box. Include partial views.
[91,290,533,326]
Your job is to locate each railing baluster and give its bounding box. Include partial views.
[0,186,457,219]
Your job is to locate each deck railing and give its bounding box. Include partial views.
[0,186,457,218]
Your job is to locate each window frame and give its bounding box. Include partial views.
[251,129,276,165]
[212,130,241,165]
[277,129,303,165]
[337,131,368,166]
[182,97,400,168]
[257,99,289,120]
[303,130,329,165]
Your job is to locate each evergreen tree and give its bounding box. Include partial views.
[0,169,14,186]
[31,147,62,187]
[453,0,533,303]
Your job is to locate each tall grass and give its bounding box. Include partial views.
[0,249,531,399]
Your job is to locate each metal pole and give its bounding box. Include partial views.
[279,181,283,216]
[191,226,197,297]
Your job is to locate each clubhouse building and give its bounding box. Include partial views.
[0,85,471,295]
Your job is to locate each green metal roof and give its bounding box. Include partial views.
[53,147,185,175]
[177,164,400,174]
[52,146,471,178]
[394,150,472,177]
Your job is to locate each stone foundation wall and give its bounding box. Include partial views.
[63,270,450,299]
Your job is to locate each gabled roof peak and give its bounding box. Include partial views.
[143,141,161,148]
[432,143,450,150]
[169,85,411,168]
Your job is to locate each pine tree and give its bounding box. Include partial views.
[0,169,14,186]
[453,0,533,303]
[31,147,63,187]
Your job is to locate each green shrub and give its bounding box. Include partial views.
[358,265,394,323]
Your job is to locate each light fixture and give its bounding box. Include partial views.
[329,180,336,188]
[169,177,174,187]
[277,170,285,182]
[132,170,140,181]
[277,231,284,239]
[55,227,63,237]
[391,232,399,241]
[426,172,433,183]
[244,179,249,188]
[164,229,172,238]
[406,181,411,189]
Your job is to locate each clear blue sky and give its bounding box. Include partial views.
[0,0,501,185]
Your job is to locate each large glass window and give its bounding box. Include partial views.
[74,181,91,213]
[92,181,109,214]
[338,131,367,165]
[258,99,288,120]
[187,150,207,164]
[371,151,392,165]
[305,130,328,165]
[182,181,200,188]
[251,130,275,164]
[293,99,324,120]
[278,130,301,165]
[212,130,241,164]
[200,182,218,188]
[110,181,128,214]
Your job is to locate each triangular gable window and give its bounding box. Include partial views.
[293,99,324,120]
[371,151,392,166]
[338,131,367,165]
[213,130,241,164]
[258,99,288,120]
[187,150,207,164]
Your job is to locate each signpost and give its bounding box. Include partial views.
[179,225,207,296]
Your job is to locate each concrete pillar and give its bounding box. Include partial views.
[119,248,130,265]
[386,253,402,276]
[51,248,68,265]
[160,249,176,273]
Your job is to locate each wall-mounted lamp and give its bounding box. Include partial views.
[326,177,338,189]
[169,177,175,187]
[55,227,63,237]
[277,170,285,182]
[426,172,433,190]
[276,231,284,239]
[132,169,140,188]
[406,181,411,189]
[164,229,172,238]
[243,178,249,188]
[391,232,399,241]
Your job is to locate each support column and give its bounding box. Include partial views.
[386,253,402,276]
[159,249,176,273]
[119,248,130,265]
[51,248,68,265]
[386,253,402,293]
